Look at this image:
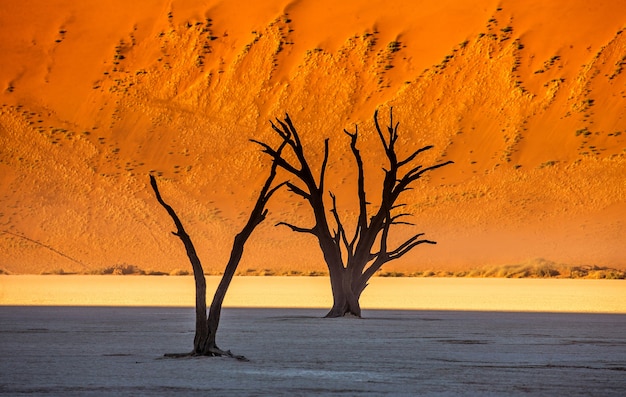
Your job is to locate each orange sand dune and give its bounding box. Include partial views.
[0,1,625,275]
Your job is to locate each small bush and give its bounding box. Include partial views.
[538,160,558,168]
[94,264,146,275]
[169,269,190,276]
[575,128,591,137]
[569,265,625,279]
[145,270,169,276]
[387,41,401,53]
[378,271,405,277]
[41,268,70,275]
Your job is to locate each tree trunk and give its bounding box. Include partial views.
[204,233,246,353]
[150,176,209,354]
[192,266,209,354]
[325,268,361,318]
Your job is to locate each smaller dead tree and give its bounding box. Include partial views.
[149,142,286,359]
[254,108,453,318]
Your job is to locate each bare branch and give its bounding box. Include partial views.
[266,181,289,200]
[268,115,305,161]
[202,139,289,356]
[150,175,191,241]
[384,107,400,154]
[373,109,389,152]
[358,232,435,291]
[391,212,412,220]
[395,160,454,197]
[398,145,434,168]
[271,115,320,194]
[390,239,436,260]
[390,213,414,225]
[391,232,425,251]
[252,138,288,203]
[269,119,290,140]
[244,169,285,230]
[388,233,436,260]
[329,192,351,253]
[283,113,303,148]
[250,139,301,177]
[408,160,454,182]
[319,139,330,193]
[392,121,400,144]
[276,221,316,235]
[286,182,311,200]
[249,138,273,152]
[344,125,368,246]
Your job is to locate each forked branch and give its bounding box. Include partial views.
[150,135,288,360]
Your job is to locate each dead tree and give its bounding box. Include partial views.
[254,108,453,318]
[149,143,286,358]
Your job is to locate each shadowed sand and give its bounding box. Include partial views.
[1,275,624,313]
[1,306,625,395]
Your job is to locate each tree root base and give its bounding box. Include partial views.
[324,311,362,319]
[164,347,248,361]
[324,314,362,319]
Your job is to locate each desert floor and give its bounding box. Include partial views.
[1,275,625,313]
[1,306,625,396]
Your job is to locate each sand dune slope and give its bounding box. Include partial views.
[0,1,624,274]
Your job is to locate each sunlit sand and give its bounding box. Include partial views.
[1,1,625,276]
[1,275,624,313]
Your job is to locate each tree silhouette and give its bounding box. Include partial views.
[254,108,453,317]
[149,139,286,358]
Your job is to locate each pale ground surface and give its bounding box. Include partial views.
[0,306,625,396]
[1,276,625,313]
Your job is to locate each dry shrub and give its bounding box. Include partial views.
[467,258,562,278]
[466,259,625,279]
[569,265,625,279]
[260,269,275,276]
[145,270,169,276]
[89,263,146,275]
[41,268,73,275]
[378,271,406,277]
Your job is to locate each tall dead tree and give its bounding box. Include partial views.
[254,108,453,318]
[149,141,286,358]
